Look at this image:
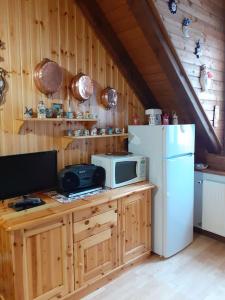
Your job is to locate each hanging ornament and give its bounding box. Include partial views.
[199,65,213,92]
[0,68,8,106]
[168,0,177,14]
[182,18,191,38]
[194,40,202,58]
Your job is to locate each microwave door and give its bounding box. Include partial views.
[114,160,138,187]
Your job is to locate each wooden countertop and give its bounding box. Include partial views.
[195,168,225,177]
[0,181,154,232]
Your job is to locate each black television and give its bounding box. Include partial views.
[0,150,57,200]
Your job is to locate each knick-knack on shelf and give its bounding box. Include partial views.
[37,100,46,119]
[24,106,33,118]
[172,111,178,125]
[182,18,191,38]
[200,65,213,92]
[194,40,202,59]
[168,0,177,14]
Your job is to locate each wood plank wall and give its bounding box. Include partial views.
[0,0,144,170]
[154,0,225,146]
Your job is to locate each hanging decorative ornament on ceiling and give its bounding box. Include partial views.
[199,64,213,92]
[194,40,202,58]
[0,68,8,107]
[182,18,191,38]
[168,0,177,14]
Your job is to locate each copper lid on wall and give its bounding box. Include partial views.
[34,58,63,97]
[70,73,93,102]
[101,87,118,110]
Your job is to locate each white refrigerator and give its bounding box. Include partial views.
[128,125,195,258]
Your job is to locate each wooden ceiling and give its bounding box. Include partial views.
[76,0,222,153]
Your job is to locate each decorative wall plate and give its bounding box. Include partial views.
[34,58,63,97]
[101,87,118,110]
[70,73,93,102]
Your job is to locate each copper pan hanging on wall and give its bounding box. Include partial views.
[34,58,63,97]
[70,73,93,102]
[101,87,118,110]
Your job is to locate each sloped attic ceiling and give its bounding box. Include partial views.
[76,0,222,154]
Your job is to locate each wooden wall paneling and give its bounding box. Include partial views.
[0,0,145,168]
[154,0,225,147]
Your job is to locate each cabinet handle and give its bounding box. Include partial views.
[197,180,202,184]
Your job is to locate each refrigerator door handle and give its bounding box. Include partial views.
[166,153,193,160]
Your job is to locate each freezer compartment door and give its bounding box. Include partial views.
[164,125,195,158]
[163,154,194,258]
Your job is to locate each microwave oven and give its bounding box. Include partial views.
[91,154,147,188]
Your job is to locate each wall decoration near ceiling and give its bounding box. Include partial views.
[70,73,93,102]
[168,0,177,14]
[101,87,118,110]
[0,68,8,106]
[182,18,191,38]
[194,40,202,58]
[33,58,63,97]
[199,65,213,92]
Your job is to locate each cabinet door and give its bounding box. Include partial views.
[202,180,225,236]
[13,215,73,300]
[119,191,151,264]
[74,225,117,289]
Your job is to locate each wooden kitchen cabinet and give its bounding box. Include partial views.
[0,182,153,300]
[11,215,73,300]
[119,191,151,264]
[73,202,118,289]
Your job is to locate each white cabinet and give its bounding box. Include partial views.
[202,180,225,236]
[194,171,225,237]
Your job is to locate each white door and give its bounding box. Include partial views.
[163,153,194,257]
[202,180,225,236]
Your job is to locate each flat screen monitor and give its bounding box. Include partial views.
[0,150,57,200]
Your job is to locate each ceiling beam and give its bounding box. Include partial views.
[128,0,222,154]
[75,0,159,108]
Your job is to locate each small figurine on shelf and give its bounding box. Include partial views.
[84,129,90,136]
[46,108,53,118]
[91,127,97,136]
[74,129,82,137]
[133,114,140,125]
[37,100,46,119]
[162,112,170,125]
[76,111,83,119]
[172,111,178,125]
[24,106,33,119]
[107,127,114,135]
[115,128,122,134]
[52,103,63,118]
[84,111,90,119]
[65,111,73,119]
[98,128,106,135]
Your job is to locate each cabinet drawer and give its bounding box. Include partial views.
[73,200,117,223]
[74,209,117,242]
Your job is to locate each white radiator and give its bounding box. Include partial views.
[202,180,225,236]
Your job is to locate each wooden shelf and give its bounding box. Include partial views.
[15,118,98,133]
[62,133,128,149]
